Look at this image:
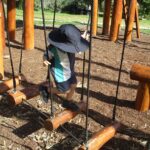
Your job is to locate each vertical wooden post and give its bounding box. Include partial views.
[135,82,150,112]
[24,0,34,50]
[0,0,4,79]
[7,0,16,41]
[102,0,111,35]
[135,5,140,38]
[110,0,123,41]
[92,0,98,36]
[126,0,137,42]
[2,1,5,49]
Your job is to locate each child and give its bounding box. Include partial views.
[40,24,89,109]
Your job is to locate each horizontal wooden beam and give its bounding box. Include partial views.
[44,102,86,131]
[0,76,20,94]
[79,122,120,150]
[130,64,150,82]
[7,81,48,105]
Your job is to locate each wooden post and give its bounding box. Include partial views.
[135,82,149,112]
[135,5,140,38]
[2,1,5,49]
[24,0,34,50]
[110,0,123,41]
[126,0,137,42]
[7,0,16,41]
[102,0,111,35]
[0,0,4,79]
[44,102,86,131]
[92,0,98,36]
[0,76,20,94]
[130,64,150,112]
[78,123,120,150]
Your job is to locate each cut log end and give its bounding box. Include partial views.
[7,90,26,105]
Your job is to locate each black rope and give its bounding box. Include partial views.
[2,0,16,90]
[80,5,91,102]
[112,0,131,121]
[85,1,93,149]
[18,0,25,74]
[52,0,57,30]
[40,0,54,117]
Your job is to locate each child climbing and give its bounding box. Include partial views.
[40,24,89,109]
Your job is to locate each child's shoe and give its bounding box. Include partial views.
[39,85,49,103]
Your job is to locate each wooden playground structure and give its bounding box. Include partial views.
[0,0,149,149]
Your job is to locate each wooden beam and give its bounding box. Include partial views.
[110,0,123,41]
[92,0,98,36]
[7,82,48,105]
[78,123,120,150]
[0,76,20,94]
[135,5,140,39]
[126,0,137,42]
[130,64,150,82]
[44,102,86,131]
[0,0,4,79]
[7,0,16,41]
[102,0,111,35]
[135,82,150,112]
[24,0,34,50]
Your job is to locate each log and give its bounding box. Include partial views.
[44,102,86,131]
[0,0,4,79]
[135,82,150,112]
[130,64,150,82]
[7,0,16,41]
[24,0,34,50]
[126,0,137,42]
[0,76,20,94]
[92,0,98,36]
[78,122,120,150]
[110,0,123,41]
[135,5,140,39]
[102,0,111,35]
[7,82,49,105]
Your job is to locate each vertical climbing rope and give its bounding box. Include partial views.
[85,1,93,149]
[40,0,54,117]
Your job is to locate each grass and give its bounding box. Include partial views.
[16,9,150,34]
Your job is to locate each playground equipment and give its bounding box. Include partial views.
[3,0,146,149]
[130,64,150,112]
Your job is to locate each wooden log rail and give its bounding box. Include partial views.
[7,81,49,105]
[78,122,120,150]
[44,102,86,131]
[0,76,21,94]
[130,64,150,112]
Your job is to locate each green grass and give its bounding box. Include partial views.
[16,9,150,34]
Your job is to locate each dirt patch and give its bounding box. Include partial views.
[0,27,150,150]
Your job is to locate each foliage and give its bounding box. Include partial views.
[138,0,150,18]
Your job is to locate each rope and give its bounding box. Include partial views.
[112,0,131,121]
[85,1,93,149]
[80,5,91,102]
[2,0,16,90]
[40,0,54,117]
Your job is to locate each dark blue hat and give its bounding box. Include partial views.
[48,24,89,53]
